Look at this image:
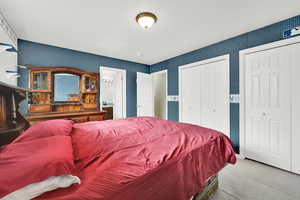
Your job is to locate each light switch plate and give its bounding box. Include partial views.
[167,95,179,102]
[229,94,240,103]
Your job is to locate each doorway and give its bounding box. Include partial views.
[152,70,167,119]
[99,66,126,119]
[137,71,168,119]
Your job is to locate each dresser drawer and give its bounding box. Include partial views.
[89,114,104,121]
[70,116,88,123]
[29,105,51,113]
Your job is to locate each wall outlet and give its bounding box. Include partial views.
[229,94,240,103]
[167,95,179,102]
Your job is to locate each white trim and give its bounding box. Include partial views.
[179,54,230,70]
[151,70,168,120]
[239,36,300,158]
[240,36,300,55]
[99,66,127,118]
[178,54,230,136]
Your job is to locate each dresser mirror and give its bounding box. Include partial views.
[54,73,80,102]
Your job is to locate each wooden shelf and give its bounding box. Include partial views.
[30,91,51,93]
[82,91,97,94]
[52,102,82,105]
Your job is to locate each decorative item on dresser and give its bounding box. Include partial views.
[25,65,106,125]
[0,81,30,146]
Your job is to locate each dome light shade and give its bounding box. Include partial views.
[136,12,157,29]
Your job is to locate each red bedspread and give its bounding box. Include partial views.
[37,117,236,200]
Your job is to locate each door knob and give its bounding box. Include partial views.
[212,109,216,112]
[262,112,266,116]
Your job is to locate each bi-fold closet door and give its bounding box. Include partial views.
[179,55,230,137]
[241,39,300,174]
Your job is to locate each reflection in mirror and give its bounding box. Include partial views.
[54,73,80,102]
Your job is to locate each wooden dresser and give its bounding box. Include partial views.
[25,65,106,125]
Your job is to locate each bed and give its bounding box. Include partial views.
[0,117,236,200]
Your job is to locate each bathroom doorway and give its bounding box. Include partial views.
[100,66,126,119]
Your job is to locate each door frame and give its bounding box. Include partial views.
[178,54,230,135]
[99,66,127,118]
[151,70,168,120]
[239,36,300,158]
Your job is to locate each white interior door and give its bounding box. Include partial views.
[180,55,230,136]
[137,72,153,116]
[244,46,291,171]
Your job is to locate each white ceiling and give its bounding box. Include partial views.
[0,0,299,65]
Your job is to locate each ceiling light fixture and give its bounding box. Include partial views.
[136,12,157,29]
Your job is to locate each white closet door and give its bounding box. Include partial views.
[214,60,230,135]
[180,56,229,136]
[199,64,214,128]
[292,43,300,174]
[200,60,229,135]
[137,72,153,116]
[180,66,201,125]
[245,46,291,171]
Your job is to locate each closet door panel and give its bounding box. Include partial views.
[292,43,300,174]
[181,67,201,125]
[213,60,230,135]
[245,46,291,171]
[200,60,229,135]
[199,63,215,129]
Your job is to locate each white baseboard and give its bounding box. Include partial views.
[236,153,246,159]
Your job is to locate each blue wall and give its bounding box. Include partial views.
[150,15,300,152]
[18,39,149,117]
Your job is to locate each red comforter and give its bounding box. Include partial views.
[37,117,236,200]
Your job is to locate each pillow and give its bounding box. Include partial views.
[0,135,77,198]
[1,175,80,200]
[13,119,74,143]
